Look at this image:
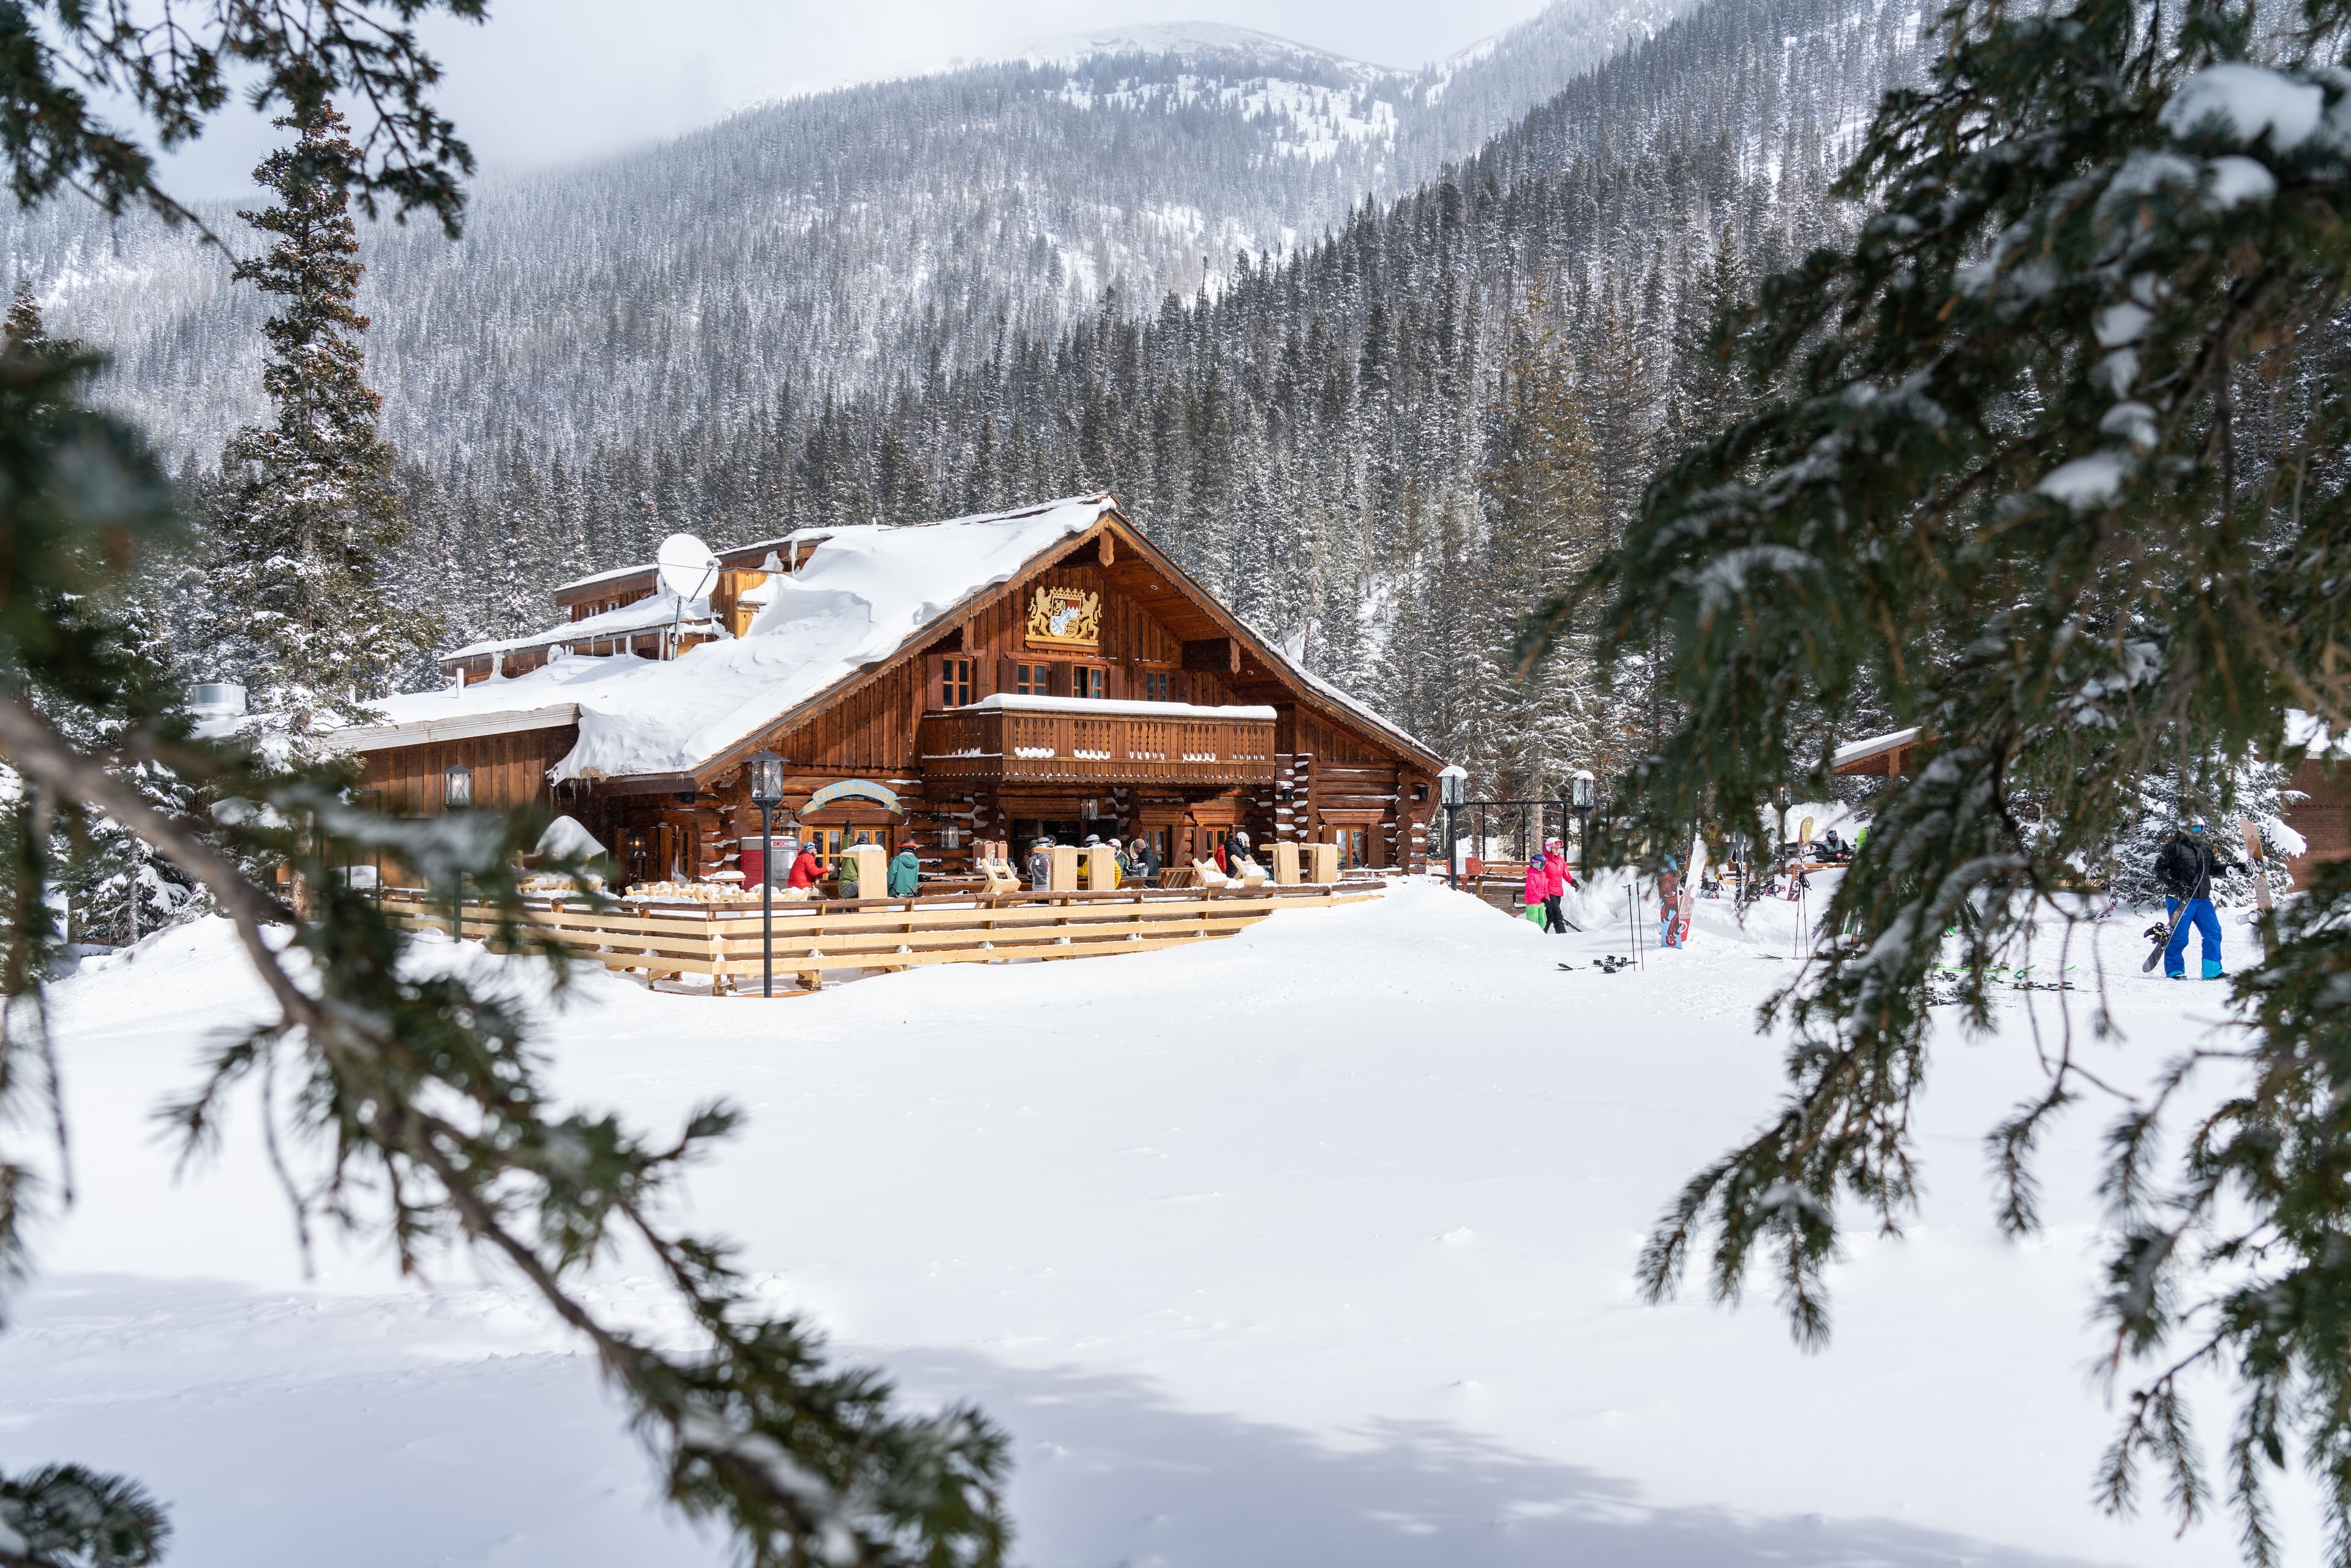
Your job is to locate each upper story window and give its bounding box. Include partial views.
[1073,665,1106,700]
[1014,662,1052,696]
[939,656,974,708]
[1140,670,1174,702]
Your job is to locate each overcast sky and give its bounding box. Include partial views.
[145,0,1552,201]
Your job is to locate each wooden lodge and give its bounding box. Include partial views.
[340,495,1443,887]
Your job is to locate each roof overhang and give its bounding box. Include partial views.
[336,702,581,754]
[1831,726,1923,776]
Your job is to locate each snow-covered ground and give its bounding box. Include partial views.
[6,878,2292,1566]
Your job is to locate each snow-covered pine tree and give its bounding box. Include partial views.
[1663,228,1753,451]
[0,286,204,947]
[1476,277,1611,799]
[1562,0,2351,1552]
[203,105,431,746]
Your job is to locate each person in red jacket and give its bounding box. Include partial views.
[787,845,822,890]
[1541,836,1572,933]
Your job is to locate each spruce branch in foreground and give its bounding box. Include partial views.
[0,9,1013,1559]
[1527,0,2351,1556]
[0,353,1011,1566]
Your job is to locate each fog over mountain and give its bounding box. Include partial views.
[5,0,1688,466]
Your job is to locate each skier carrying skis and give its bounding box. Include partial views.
[2154,821,2233,980]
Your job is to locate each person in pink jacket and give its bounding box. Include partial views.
[1540,837,1572,934]
[1523,853,1551,928]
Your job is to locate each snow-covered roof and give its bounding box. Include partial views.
[443,591,718,662]
[554,561,655,596]
[353,495,1119,778]
[340,699,580,752]
[1831,726,1922,768]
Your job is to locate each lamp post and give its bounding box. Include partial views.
[1438,765,1468,889]
[748,750,784,997]
[442,763,473,940]
[1569,770,1595,871]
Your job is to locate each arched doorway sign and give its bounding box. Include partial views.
[804,779,902,814]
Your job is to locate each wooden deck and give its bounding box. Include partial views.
[381,880,1378,993]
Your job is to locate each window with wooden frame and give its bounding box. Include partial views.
[1072,664,1107,700]
[1139,669,1176,702]
[1335,826,1369,869]
[938,656,974,708]
[1014,661,1054,697]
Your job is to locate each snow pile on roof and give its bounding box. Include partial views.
[359,496,1117,780]
[444,591,716,661]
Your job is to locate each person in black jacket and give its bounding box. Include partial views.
[2155,822,2232,979]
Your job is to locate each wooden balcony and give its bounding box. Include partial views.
[920,703,1275,786]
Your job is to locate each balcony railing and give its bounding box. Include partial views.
[920,705,1275,785]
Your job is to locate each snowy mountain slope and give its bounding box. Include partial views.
[1014,20,1394,72]
[9,880,2292,1566]
[0,0,1690,467]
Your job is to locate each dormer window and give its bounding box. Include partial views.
[939,656,974,708]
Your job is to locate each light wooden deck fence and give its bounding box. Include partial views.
[381,881,1381,993]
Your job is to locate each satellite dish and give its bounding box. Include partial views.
[656,533,720,602]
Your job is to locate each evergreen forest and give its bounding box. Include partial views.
[13,0,1913,802]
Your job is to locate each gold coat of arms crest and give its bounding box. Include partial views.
[1026,585,1101,649]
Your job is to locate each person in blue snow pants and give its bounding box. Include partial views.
[2156,822,2232,980]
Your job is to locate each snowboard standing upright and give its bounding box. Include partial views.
[1677,831,1706,945]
